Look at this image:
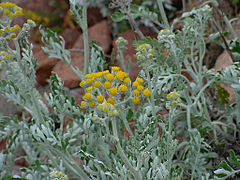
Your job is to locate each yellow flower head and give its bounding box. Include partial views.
[3,9,10,14]
[136,77,144,83]
[132,96,140,104]
[80,101,85,108]
[123,77,130,83]
[9,13,15,18]
[106,73,115,81]
[86,86,93,91]
[172,101,177,106]
[85,73,93,79]
[172,93,180,98]
[103,107,108,112]
[5,27,10,32]
[103,70,109,75]
[79,80,85,87]
[10,33,16,39]
[133,89,140,95]
[109,87,118,96]
[137,85,144,91]
[137,55,142,60]
[97,95,104,103]
[108,111,114,116]
[10,27,15,32]
[83,93,91,101]
[14,25,21,30]
[97,104,103,109]
[111,66,120,71]
[93,81,101,88]
[15,10,23,16]
[147,54,153,59]
[143,88,151,97]
[116,71,126,81]
[107,97,115,105]
[89,101,95,108]
[132,81,139,87]
[1,61,6,66]
[149,49,154,53]
[104,81,111,89]
[86,78,94,84]
[119,84,128,92]
[167,93,172,99]
[0,29,4,34]
[141,48,146,53]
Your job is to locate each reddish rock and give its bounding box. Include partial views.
[112,27,156,81]
[61,28,81,49]
[87,7,104,27]
[53,20,112,88]
[35,49,59,85]
[214,50,235,103]
[17,0,56,14]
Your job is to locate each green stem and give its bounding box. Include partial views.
[157,0,170,29]
[186,106,191,130]
[112,118,142,180]
[127,13,144,39]
[82,4,89,74]
[118,50,127,73]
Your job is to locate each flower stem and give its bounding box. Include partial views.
[112,118,142,180]
[157,0,170,29]
[82,4,89,74]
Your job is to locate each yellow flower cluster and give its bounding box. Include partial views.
[132,77,151,104]
[136,43,154,61]
[0,2,23,41]
[79,67,130,116]
[0,51,14,68]
[49,169,68,180]
[0,2,23,18]
[79,66,151,117]
[23,9,50,26]
[167,91,181,106]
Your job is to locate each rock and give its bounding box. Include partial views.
[35,48,59,85]
[87,7,104,27]
[17,0,55,14]
[53,20,112,88]
[61,28,81,49]
[214,50,235,103]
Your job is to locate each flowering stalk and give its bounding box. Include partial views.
[157,0,170,29]
[111,117,142,180]
[82,4,89,74]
